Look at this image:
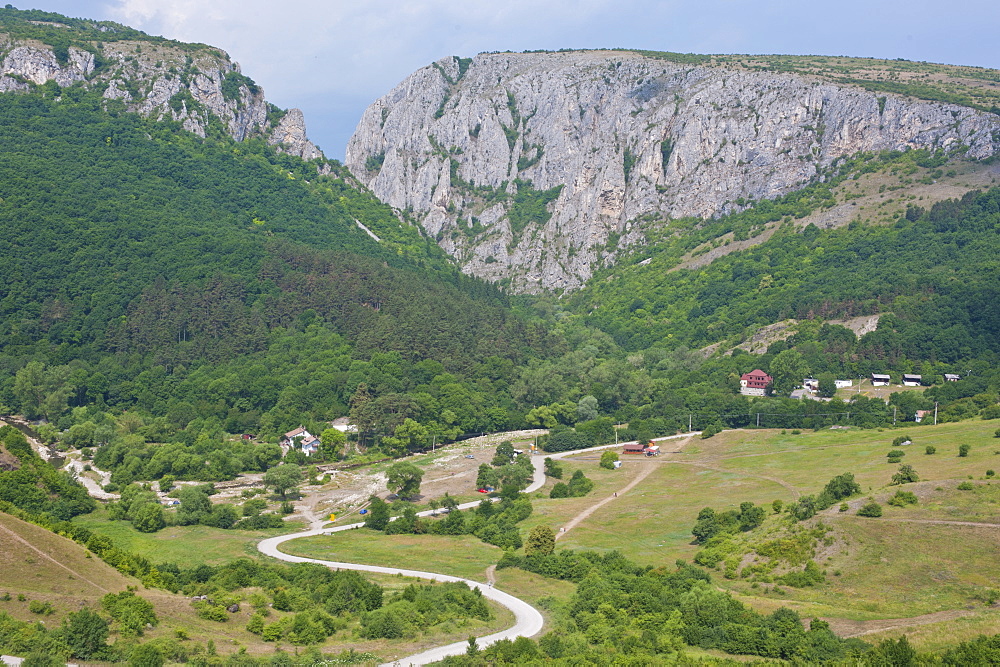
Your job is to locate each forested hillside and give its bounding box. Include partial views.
[0,10,997,497]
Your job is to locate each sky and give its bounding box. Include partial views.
[19,0,1000,160]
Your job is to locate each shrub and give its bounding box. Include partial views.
[957,481,975,490]
[892,435,912,446]
[959,444,971,457]
[839,502,849,512]
[599,450,619,470]
[791,430,801,435]
[28,600,54,615]
[887,490,918,507]
[994,428,1000,438]
[890,464,919,485]
[858,500,883,517]
[987,470,996,478]
[925,445,936,455]
[549,482,569,499]
[887,449,905,460]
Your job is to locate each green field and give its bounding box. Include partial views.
[72,507,305,566]
[284,531,501,581]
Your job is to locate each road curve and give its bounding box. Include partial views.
[258,431,695,665]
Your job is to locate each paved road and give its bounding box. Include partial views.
[258,431,696,666]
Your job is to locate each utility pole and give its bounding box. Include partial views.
[689,414,693,432]
[893,407,897,425]
[934,402,938,425]
[756,413,760,427]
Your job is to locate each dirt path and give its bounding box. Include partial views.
[826,608,979,638]
[555,435,695,541]
[824,514,1000,529]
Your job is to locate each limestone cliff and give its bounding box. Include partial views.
[346,51,1000,292]
[0,25,322,159]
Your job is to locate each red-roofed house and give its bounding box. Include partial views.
[740,369,773,396]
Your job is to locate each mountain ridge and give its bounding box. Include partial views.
[346,50,1000,292]
[0,7,322,160]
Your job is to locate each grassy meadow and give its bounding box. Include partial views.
[282,420,1000,650]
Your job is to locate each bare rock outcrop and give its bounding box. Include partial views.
[347,51,1000,292]
[0,32,324,160]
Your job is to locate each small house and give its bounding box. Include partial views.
[915,410,929,423]
[871,373,891,387]
[240,433,256,441]
[281,426,314,447]
[740,369,773,396]
[803,378,819,391]
[281,426,318,456]
[300,436,321,456]
[835,379,853,389]
[944,374,960,382]
[902,374,922,387]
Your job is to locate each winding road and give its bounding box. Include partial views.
[257,432,695,666]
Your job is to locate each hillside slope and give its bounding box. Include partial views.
[346,50,1000,291]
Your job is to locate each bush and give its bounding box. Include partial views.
[839,502,849,512]
[887,449,905,460]
[957,481,975,490]
[925,445,936,455]
[892,435,912,446]
[858,500,883,517]
[959,444,971,457]
[890,464,919,485]
[599,450,619,470]
[887,490,918,507]
[987,470,996,478]
[28,600,54,615]
[549,482,569,499]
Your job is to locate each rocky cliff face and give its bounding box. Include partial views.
[0,32,322,159]
[346,51,1000,292]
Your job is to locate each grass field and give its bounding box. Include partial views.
[284,531,501,581]
[72,507,305,566]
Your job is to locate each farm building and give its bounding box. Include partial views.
[622,443,646,454]
[902,374,922,387]
[871,374,891,386]
[740,369,773,396]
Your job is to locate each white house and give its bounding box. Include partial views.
[871,374,891,387]
[902,374,922,387]
[834,379,853,389]
[281,426,320,456]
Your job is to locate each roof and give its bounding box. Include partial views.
[623,443,645,451]
[902,374,922,379]
[871,373,891,379]
[284,426,310,439]
[743,369,771,379]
